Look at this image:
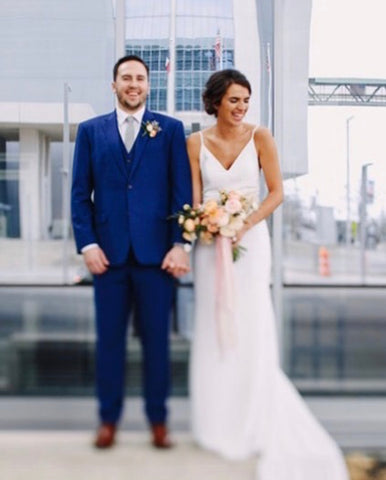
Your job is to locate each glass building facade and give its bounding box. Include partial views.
[125,0,234,113]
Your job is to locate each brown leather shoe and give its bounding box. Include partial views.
[151,423,173,449]
[94,423,116,449]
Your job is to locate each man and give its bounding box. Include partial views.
[71,55,192,449]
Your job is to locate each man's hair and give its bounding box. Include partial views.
[202,69,252,117]
[113,55,150,80]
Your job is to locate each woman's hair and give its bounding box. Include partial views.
[202,69,252,116]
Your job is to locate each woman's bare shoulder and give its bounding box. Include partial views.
[186,131,203,158]
[187,130,202,147]
[254,125,273,141]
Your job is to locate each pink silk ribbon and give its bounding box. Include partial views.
[215,235,237,353]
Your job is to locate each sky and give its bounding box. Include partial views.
[297,0,386,220]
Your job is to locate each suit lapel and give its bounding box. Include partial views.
[129,109,154,180]
[103,111,129,180]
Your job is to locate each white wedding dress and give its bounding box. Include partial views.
[190,129,349,480]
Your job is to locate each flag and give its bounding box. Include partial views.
[165,56,170,73]
[214,29,222,69]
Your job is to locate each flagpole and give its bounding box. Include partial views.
[167,0,176,115]
[62,82,71,284]
[220,33,223,70]
[266,42,272,130]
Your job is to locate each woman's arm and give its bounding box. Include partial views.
[236,127,283,240]
[186,132,203,207]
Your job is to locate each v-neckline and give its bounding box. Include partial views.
[202,134,254,172]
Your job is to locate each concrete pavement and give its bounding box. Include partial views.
[0,431,256,480]
[0,397,386,480]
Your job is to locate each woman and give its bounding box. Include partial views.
[187,69,348,479]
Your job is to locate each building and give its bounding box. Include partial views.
[2,1,384,402]
[0,0,311,248]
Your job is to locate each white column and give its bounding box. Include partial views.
[19,128,46,241]
[272,0,313,366]
[272,0,285,362]
[232,0,260,123]
[115,0,126,59]
[279,0,313,177]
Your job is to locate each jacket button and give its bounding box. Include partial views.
[128,184,133,189]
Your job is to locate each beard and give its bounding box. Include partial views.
[116,90,145,112]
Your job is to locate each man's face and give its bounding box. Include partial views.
[112,60,149,113]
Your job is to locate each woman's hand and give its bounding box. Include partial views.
[231,221,251,248]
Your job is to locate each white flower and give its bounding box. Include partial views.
[224,198,242,214]
[219,225,237,238]
[229,216,244,231]
[217,210,230,227]
[184,218,196,232]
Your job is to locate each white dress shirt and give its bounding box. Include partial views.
[116,105,145,145]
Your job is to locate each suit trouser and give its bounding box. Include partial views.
[93,257,174,425]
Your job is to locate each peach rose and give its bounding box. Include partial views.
[216,209,230,227]
[208,206,228,226]
[203,199,218,215]
[207,223,220,233]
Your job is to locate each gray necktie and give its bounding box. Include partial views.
[124,116,135,152]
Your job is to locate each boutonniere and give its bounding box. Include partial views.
[142,120,162,138]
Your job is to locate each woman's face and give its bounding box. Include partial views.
[216,83,250,125]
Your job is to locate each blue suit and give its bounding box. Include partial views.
[71,109,192,424]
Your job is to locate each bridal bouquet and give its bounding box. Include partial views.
[174,190,257,261]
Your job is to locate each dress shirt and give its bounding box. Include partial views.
[116,105,145,145]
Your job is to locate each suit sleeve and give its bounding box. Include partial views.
[169,120,193,244]
[71,123,97,253]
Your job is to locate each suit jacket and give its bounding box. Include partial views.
[71,108,192,266]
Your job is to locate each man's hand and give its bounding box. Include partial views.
[161,245,190,278]
[83,246,110,275]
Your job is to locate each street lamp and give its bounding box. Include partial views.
[360,162,373,283]
[346,115,354,246]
